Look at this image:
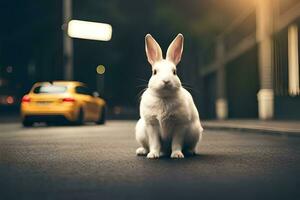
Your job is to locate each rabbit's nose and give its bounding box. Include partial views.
[163,80,170,85]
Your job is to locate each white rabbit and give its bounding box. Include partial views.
[135,33,203,159]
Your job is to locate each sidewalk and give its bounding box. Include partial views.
[202,120,300,136]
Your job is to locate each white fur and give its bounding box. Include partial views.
[135,34,203,159]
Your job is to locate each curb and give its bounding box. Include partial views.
[203,124,300,137]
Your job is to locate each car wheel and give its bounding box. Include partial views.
[76,108,84,125]
[22,119,33,127]
[96,107,106,125]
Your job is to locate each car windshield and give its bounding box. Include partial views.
[33,85,67,94]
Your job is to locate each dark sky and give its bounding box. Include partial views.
[0,0,254,107]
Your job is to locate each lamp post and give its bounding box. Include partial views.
[66,20,112,94]
[62,0,112,81]
[63,0,73,80]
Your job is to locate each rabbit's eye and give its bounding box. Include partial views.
[173,69,177,75]
[153,69,157,75]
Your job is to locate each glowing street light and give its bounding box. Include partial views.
[68,20,112,41]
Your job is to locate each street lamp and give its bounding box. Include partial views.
[62,0,113,80]
[68,20,112,41]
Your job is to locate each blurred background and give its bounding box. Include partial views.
[0,0,299,120]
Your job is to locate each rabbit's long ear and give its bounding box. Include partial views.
[166,34,184,65]
[145,34,163,65]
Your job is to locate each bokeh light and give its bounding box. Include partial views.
[6,96,14,104]
[96,65,106,74]
[6,66,13,73]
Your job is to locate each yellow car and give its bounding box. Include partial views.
[21,81,106,127]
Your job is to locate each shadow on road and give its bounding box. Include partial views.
[136,153,230,163]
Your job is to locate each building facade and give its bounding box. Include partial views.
[200,0,300,120]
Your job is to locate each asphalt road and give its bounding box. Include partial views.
[0,121,299,200]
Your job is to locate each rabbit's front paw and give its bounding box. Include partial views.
[147,151,160,159]
[136,147,148,156]
[171,151,184,159]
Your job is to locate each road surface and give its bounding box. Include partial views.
[0,121,299,200]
